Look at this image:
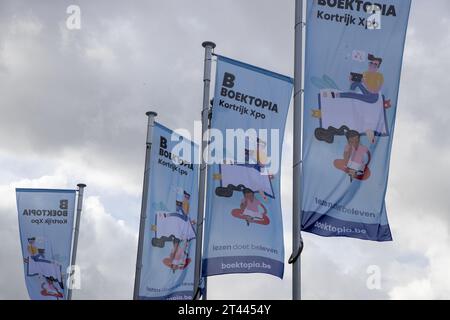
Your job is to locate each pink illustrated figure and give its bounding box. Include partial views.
[231,189,270,226]
[164,240,191,272]
[40,277,64,299]
[334,130,371,182]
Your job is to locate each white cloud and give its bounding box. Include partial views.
[72,196,137,299]
[387,215,450,300]
[390,279,435,300]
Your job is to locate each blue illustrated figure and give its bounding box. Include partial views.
[317,54,387,144]
[27,237,50,263]
[335,54,384,103]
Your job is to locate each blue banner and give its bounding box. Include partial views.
[203,55,293,278]
[16,188,77,300]
[137,122,199,300]
[301,0,412,241]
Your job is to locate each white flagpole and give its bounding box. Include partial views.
[133,111,158,300]
[193,41,216,300]
[67,183,86,300]
[291,0,305,301]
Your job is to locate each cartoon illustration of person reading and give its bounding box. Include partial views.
[27,237,38,258]
[231,188,270,226]
[214,137,275,200]
[24,237,65,298]
[41,276,64,299]
[162,190,194,272]
[322,54,385,143]
[335,54,384,104]
[334,130,371,182]
[26,237,50,263]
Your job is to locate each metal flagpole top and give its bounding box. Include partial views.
[202,41,216,49]
[146,111,158,117]
[68,183,87,300]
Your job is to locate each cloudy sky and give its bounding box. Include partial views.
[0,0,449,300]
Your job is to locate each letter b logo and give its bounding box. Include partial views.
[60,200,68,210]
[222,73,235,89]
[160,136,167,149]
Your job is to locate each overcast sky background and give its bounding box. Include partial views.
[0,0,449,300]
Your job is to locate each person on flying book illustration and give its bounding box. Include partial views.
[40,276,64,299]
[231,188,270,226]
[163,190,193,271]
[323,54,384,103]
[321,54,385,143]
[334,130,371,182]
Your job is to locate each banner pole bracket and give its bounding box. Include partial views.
[288,238,304,265]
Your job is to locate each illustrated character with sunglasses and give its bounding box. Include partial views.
[322,54,385,143]
[332,54,384,104]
